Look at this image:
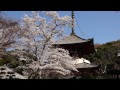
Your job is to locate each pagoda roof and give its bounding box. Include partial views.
[54,33,91,45]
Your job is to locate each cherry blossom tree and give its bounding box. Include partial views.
[18,11,78,78]
[0,13,21,56]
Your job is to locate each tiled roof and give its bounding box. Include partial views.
[54,33,90,45]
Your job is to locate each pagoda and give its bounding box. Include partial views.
[53,11,95,58]
[53,11,100,78]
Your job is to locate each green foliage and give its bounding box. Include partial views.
[0,54,20,68]
[0,55,11,66]
[86,40,120,79]
[9,59,19,68]
[0,59,5,66]
[87,43,118,66]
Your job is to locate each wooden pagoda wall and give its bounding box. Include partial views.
[53,39,95,58]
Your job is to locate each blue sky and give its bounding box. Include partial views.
[3,11,120,44]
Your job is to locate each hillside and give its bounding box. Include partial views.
[87,39,120,70]
[94,39,120,49]
[106,40,120,49]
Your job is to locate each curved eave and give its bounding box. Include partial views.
[54,34,92,45]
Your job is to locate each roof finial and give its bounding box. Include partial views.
[71,11,75,35]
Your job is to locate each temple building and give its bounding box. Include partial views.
[53,11,100,78]
[53,11,95,58]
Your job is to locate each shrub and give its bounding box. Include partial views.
[0,54,20,68]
